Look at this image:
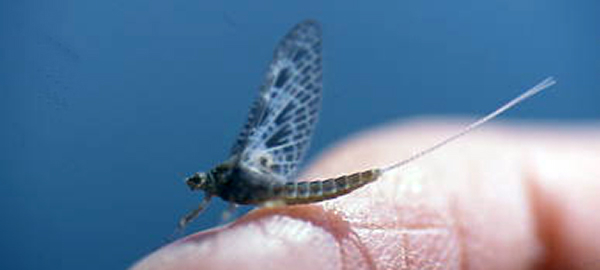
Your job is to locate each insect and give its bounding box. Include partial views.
[177,19,556,231]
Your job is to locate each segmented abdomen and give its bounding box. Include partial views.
[273,169,382,205]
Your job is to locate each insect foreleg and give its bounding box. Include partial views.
[177,194,212,233]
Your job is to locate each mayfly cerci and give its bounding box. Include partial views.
[177,20,556,231]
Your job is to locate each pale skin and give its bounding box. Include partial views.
[132,120,600,270]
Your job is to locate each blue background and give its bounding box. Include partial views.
[1,0,599,269]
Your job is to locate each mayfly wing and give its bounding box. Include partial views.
[230,20,323,183]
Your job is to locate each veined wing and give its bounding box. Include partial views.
[230,20,323,183]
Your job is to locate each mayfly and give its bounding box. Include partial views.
[178,20,556,230]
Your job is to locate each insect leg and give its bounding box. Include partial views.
[176,194,212,233]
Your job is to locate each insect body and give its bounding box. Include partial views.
[178,20,556,230]
[186,162,381,205]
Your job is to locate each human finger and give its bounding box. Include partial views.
[132,120,600,270]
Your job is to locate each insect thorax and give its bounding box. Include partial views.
[209,163,284,205]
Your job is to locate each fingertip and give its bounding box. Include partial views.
[133,120,600,270]
[132,207,344,270]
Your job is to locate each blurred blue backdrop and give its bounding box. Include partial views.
[1,0,599,269]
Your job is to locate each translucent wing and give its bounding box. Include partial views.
[230,20,322,183]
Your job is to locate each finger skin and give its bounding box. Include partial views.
[132,120,600,270]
